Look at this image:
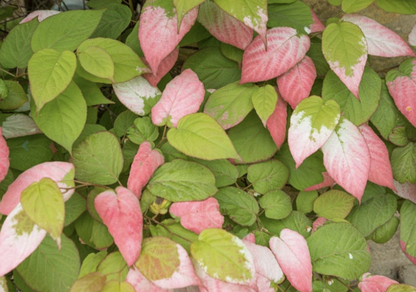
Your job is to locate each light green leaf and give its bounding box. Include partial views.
[391,142,416,183]
[400,201,416,257]
[127,117,159,145]
[389,127,409,146]
[0,80,28,110]
[220,43,243,63]
[75,212,114,249]
[342,0,374,12]
[31,10,104,52]
[296,191,318,213]
[97,252,128,282]
[174,0,204,29]
[147,159,218,202]
[72,74,113,106]
[90,4,131,39]
[247,159,289,194]
[72,131,123,185]
[113,110,137,137]
[214,187,259,226]
[191,159,239,188]
[77,46,115,82]
[314,190,356,220]
[167,113,240,160]
[387,284,416,292]
[64,192,86,227]
[191,228,255,284]
[70,272,106,292]
[268,1,313,33]
[101,281,135,292]
[251,85,277,126]
[376,0,416,14]
[21,178,65,242]
[307,222,371,280]
[259,190,292,220]
[79,251,108,278]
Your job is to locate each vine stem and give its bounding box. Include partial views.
[0,68,15,77]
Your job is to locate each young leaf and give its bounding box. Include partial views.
[20,10,60,23]
[313,190,355,219]
[127,141,164,198]
[169,197,224,234]
[269,229,313,292]
[252,84,278,126]
[126,268,169,292]
[321,117,370,202]
[0,127,9,183]
[266,93,287,149]
[342,14,415,57]
[288,96,341,167]
[167,113,240,160]
[358,272,398,292]
[143,49,178,87]
[322,21,367,98]
[247,159,289,194]
[198,0,253,50]
[277,56,317,109]
[241,27,310,83]
[139,0,198,73]
[151,69,205,127]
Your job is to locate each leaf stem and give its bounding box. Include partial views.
[0,68,15,77]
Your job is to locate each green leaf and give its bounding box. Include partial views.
[97,252,128,282]
[73,74,113,106]
[391,142,416,183]
[389,127,409,146]
[79,251,108,278]
[191,159,239,188]
[296,191,318,213]
[214,187,259,226]
[0,18,39,68]
[376,0,416,14]
[220,43,243,63]
[147,159,218,202]
[64,192,86,227]
[307,222,371,280]
[20,178,65,242]
[31,10,104,52]
[77,46,115,82]
[370,216,399,244]
[87,0,121,9]
[125,21,143,57]
[307,42,330,77]
[251,85,278,126]
[0,80,28,110]
[69,272,106,292]
[31,81,87,153]
[17,234,80,292]
[72,131,123,185]
[183,47,241,89]
[259,190,292,220]
[90,4,131,39]
[342,0,374,12]
[268,1,313,33]
[228,111,278,163]
[387,284,416,292]
[127,117,159,145]
[102,281,135,292]
[87,187,106,223]
[322,67,381,126]
[400,201,416,257]
[247,159,289,194]
[314,190,356,220]
[114,110,137,137]
[191,228,255,284]
[28,49,77,111]
[174,0,204,29]
[265,211,312,238]
[346,193,397,237]
[75,212,114,249]
[167,113,240,160]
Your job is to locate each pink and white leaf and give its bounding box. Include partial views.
[269,229,312,292]
[20,10,60,23]
[0,127,9,183]
[409,24,416,47]
[309,9,325,33]
[304,172,336,191]
[95,187,143,266]
[393,180,416,204]
[343,14,415,58]
[359,124,396,190]
[241,27,310,84]
[321,118,370,202]
[113,76,161,116]
[276,56,317,109]
[169,198,224,234]
[151,69,205,127]
[0,162,74,215]
[243,233,256,243]
[143,49,179,87]
[400,240,416,265]
[127,141,164,199]
[139,4,197,74]
[198,1,253,50]
[358,272,398,292]
[312,217,327,233]
[266,91,287,149]
[126,268,170,292]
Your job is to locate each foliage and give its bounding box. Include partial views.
[0,0,416,291]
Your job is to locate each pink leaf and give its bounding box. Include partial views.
[20,10,60,23]
[269,229,312,292]
[400,240,416,265]
[312,217,327,233]
[304,172,336,191]
[143,49,179,87]
[139,3,197,74]
[0,127,9,183]
[342,14,415,58]
[266,90,287,149]
[169,197,224,234]
[276,56,317,109]
[95,187,143,266]
[151,69,205,127]
[321,118,370,202]
[127,141,164,199]
[309,9,325,33]
[198,1,253,50]
[409,24,416,47]
[243,233,255,243]
[126,268,169,292]
[241,27,310,84]
[358,272,398,292]
[359,124,396,190]
[393,180,416,204]
[0,162,74,215]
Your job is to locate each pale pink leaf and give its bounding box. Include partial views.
[126,268,169,292]
[343,14,415,58]
[266,91,287,149]
[359,124,396,190]
[393,180,416,204]
[0,162,74,215]
[20,10,60,23]
[143,49,179,87]
[276,56,317,109]
[269,229,312,292]
[95,187,143,266]
[113,76,161,116]
[173,287,201,292]
[127,141,164,199]
[169,198,224,234]
[0,127,9,183]
[409,24,416,47]
[400,240,416,265]
[321,118,370,202]
[241,27,310,84]
[309,9,325,33]
[139,4,197,74]
[312,217,327,233]
[243,233,255,243]
[151,69,205,127]
[304,172,336,191]
[198,1,253,50]
[358,272,398,292]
